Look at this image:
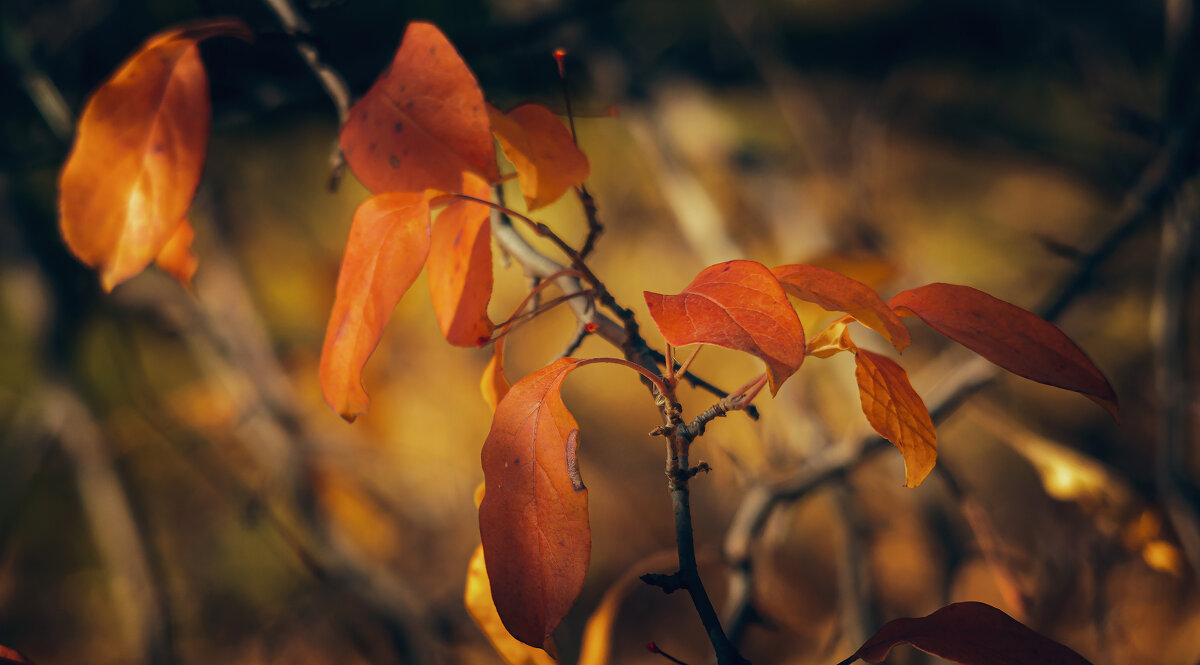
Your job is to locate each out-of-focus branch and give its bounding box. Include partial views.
[41,381,170,665]
[260,0,352,189]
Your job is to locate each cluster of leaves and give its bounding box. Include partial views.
[55,15,1114,665]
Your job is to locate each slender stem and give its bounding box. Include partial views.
[665,344,676,385]
[674,345,703,383]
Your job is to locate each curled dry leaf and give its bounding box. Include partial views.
[58,18,251,291]
[838,601,1094,665]
[340,22,498,194]
[466,545,559,665]
[319,193,431,421]
[773,264,910,350]
[154,218,199,288]
[644,260,805,394]
[889,283,1117,418]
[479,358,595,647]
[428,173,494,346]
[854,348,937,488]
[488,103,591,210]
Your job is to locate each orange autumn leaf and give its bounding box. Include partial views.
[838,601,1094,665]
[465,545,559,665]
[773,264,910,350]
[427,174,494,346]
[154,218,198,288]
[0,646,32,665]
[319,193,431,421]
[58,18,251,291]
[889,283,1118,418]
[854,348,936,488]
[479,358,593,647]
[488,103,590,210]
[340,22,498,194]
[644,260,804,394]
[481,336,511,413]
[806,316,856,358]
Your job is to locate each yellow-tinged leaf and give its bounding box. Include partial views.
[428,173,494,346]
[577,550,678,665]
[154,218,198,288]
[465,545,559,665]
[488,104,590,210]
[58,18,251,291]
[773,264,910,350]
[805,316,857,358]
[481,336,510,413]
[854,348,936,487]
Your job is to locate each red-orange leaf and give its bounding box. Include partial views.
[428,173,494,346]
[488,104,590,210]
[854,348,936,487]
[0,645,32,665]
[319,193,431,421]
[889,283,1118,418]
[839,601,1094,665]
[479,358,593,647]
[773,264,910,350]
[58,18,251,291]
[154,218,198,288]
[340,22,498,194]
[644,260,804,394]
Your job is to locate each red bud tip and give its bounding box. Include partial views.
[584,322,599,333]
[553,48,567,77]
[646,642,660,653]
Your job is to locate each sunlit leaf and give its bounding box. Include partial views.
[577,550,678,665]
[805,316,856,358]
[319,193,431,421]
[837,601,1094,665]
[58,18,251,291]
[854,348,936,488]
[488,103,590,210]
[154,218,199,288]
[481,336,511,413]
[466,545,559,665]
[340,22,498,194]
[889,283,1118,418]
[773,264,910,350]
[428,173,494,346]
[479,358,592,647]
[644,260,805,394]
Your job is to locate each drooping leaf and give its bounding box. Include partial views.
[0,646,32,665]
[889,283,1117,418]
[154,218,198,288]
[644,260,805,394]
[58,18,251,291]
[466,545,559,665]
[481,336,511,413]
[838,601,1094,665]
[479,358,593,647]
[854,348,936,487]
[427,173,494,346]
[340,22,498,194]
[773,264,910,350]
[488,103,590,210]
[319,193,431,421]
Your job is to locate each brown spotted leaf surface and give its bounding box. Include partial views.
[839,601,1094,665]
[889,283,1117,418]
[340,22,498,194]
[644,260,805,394]
[319,193,431,421]
[58,18,251,291]
[479,358,594,648]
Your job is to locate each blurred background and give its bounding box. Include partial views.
[1,0,1199,663]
